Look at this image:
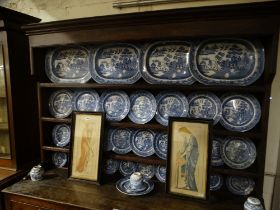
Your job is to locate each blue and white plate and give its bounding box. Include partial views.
[220,94,261,132]
[116,176,154,196]
[211,137,224,167]
[154,133,168,160]
[210,174,223,191]
[155,91,189,126]
[100,90,130,121]
[52,124,71,147]
[142,41,195,85]
[45,46,91,83]
[155,165,166,183]
[91,43,141,84]
[128,91,156,124]
[52,152,67,168]
[226,176,255,195]
[190,38,264,86]
[72,90,99,112]
[187,92,222,125]
[49,90,73,118]
[119,161,138,176]
[131,129,155,157]
[104,159,119,175]
[221,137,256,170]
[137,164,155,179]
[110,128,132,154]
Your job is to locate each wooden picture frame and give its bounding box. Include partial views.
[69,112,105,184]
[166,118,212,200]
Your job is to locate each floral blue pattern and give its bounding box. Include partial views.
[155,165,166,183]
[116,177,154,196]
[154,133,168,160]
[131,129,155,157]
[110,128,132,154]
[119,161,137,176]
[52,152,67,168]
[137,164,155,179]
[52,124,71,147]
[211,137,224,167]
[104,159,119,175]
[210,174,223,191]
[49,90,73,118]
[72,90,100,112]
[226,176,255,195]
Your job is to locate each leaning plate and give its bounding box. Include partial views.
[155,91,189,126]
[226,176,255,195]
[110,128,132,154]
[190,38,264,86]
[52,152,67,168]
[49,90,73,118]
[100,90,130,121]
[211,137,224,167]
[91,43,141,84]
[104,159,119,175]
[187,92,222,125]
[128,90,156,124]
[142,41,195,85]
[220,94,261,132]
[116,176,154,196]
[137,164,155,179]
[72,90,100,112]
[210,174,223,191]
[155,165,166,183]
[45,46,91,83]
[131,129,155,157]
[119,161,138,176]
[154,133,168,160]
[52,124,71,147]
[221,137,256,170]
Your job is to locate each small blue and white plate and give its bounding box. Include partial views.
[226,176,255,195]
[131,129,155,157]
[119,161,138,176]
[104,159,119,175]
[221,137,256,170]
[154,133,168,160]
[137,164,155,179]
[52,124,71,147]
[49,90,73,118]
[110,128,132,154]
[72,90,100,112]
[128,90,156,124]
[100,90,130,121]
[52,152,67,168]
[211,137,224,167]
[155,165,166,183]
[187,92,221,125]
[155,91,189,126]
[220,94,261,132]
[210,174,223,191]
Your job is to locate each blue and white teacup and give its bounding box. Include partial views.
[244,197,264,210]
[129,172,144,190]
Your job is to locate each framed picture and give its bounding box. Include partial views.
[166,118,212,200]
[69,112,105,184]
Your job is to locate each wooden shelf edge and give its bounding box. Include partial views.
[211,167,259,177]
[108,122,166,130]
[41,117,72,123]
[42,146,69,153]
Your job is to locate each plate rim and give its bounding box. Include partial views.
[110,128,132,154]
[131,129,155,157]
[52,124,71,147]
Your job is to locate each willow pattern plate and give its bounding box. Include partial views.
[155,91,189,126]
[155,165,166,183]
[110,128,132,154]
[220,94,261,132]
[52,124,71,147]
[137,164,155,179]
[45,46,91,83]
[72,90,100,112]
[131,129,155,157]
[91,43,141,84]
[210,174,223,191]
[154,133,168,160]
[190,38,264,86]
[52,152,67,168]
[49,90,73,118]
[187,92,222,125]
[116,177,154,196]
[211,137,224,167]
[104,159,119,175]
[226,176,255,195]
[119,161,138,176]
[128,90,156,124]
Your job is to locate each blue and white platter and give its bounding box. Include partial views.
[45,46,91,83]
[155,91,189,126]
[220,94,261,132]
[52,124,71,147]
[116,176,154,196]
[154,133,168,160]
[91,43,141,84]
[187,92,222,124]
[128,90,156,124]
[155,165,166,183]
[100,90,130,121]
[119,161,138,176]
[104,159,119,175]
[190,38,264,86]
[49,90,73,118]
[211,137,224,167]
[72,90,100,112]
[131,129,155,157]
[226,176,255,195]
[142,41,195,85]
[210,174,223,191]
[52,152,67,168]
[221,137,256,170]
[137,164,155,179]
[110,128,132,154]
